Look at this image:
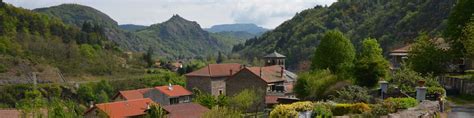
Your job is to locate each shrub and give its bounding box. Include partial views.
[269,101,313,118]
[203,106,241,118]
[427,87,446,95]
[313,102,333,117]
[294,69,339,100]
[270,104,298,118]
[369,104,390,116]
[332,103,371,116]
[383,97,418,112]
[0,64,6,73]
[332,85,372,103]
[291,101,313,111]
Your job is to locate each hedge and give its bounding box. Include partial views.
[332,103,371,116]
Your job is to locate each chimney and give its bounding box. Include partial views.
[260,67,263,77]
[168,83,173,91]
[146,103,150,110]
[89,101,94,108]
[280,66,284,78]
[229,69,233,76]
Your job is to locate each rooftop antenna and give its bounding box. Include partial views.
[168,83,173,91]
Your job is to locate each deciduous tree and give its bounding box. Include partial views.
[311,30,355,74]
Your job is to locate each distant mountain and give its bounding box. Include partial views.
[209,31,255,50]
[34,4,158,52]
[234,0,455,70]
[119,24,147,32]
[206,23,268,35]
[135,15,229,58]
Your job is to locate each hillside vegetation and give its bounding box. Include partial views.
[135,15,230,58]
[0,3,129,78]
[234,0,455,70]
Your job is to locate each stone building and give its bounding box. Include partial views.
[185,51,298,107]
[143,84,192,105]
[185,63,242,96]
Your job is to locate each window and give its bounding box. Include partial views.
[218,89,223,95]
[170,98,179,104]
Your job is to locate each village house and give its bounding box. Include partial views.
[185,51,298,107]
[112,88,152,101]
[112,84,192,105]
[83,98,154,118]
[162,103,210,118]
[389,38,473,71]
[185,63,242,96]
[144,84,192,105]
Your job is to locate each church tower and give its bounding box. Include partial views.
[264,51,286,67]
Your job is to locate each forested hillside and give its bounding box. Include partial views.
[205,23,268,34]
[135,15,229,58]
[0,3,128,79]
[233,0,455,70]
[119,24,147,32]
[34,4,149,52]
[35,4,242,59]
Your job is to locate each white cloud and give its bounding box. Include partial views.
[3,0,336,28]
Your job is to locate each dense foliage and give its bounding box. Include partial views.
[332,85,372,103]
[135,15,231,58]
[444,0,474,56]
[234,0,455,70]
[354,38,389,87]
[407,34,449,75]
[311,30,355,74]
[294,69,340,100]
[0,3,127,76]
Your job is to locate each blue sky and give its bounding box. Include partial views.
[4,0,336,29]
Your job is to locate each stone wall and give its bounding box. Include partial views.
[186,76,212,94]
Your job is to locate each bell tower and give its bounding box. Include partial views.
[264,51,286,67]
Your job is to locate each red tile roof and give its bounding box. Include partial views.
[185,63,242,77]
[0,109,21,118]
[85,98,154,118]
[155,85,192,97]
[265,95,280,104]
[247,65,286,83]
[162,103,209,118]
[113,88,152,100]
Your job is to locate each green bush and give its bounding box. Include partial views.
[0,64,6,73]
[332,103,371,116]
[383,97,418,112]
[369,104,390,116]
[427,87,446,95]
[269,101,314,118]
[332,85,372,103]
[313,102,333,117]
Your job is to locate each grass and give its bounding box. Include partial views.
[447,94,474,105]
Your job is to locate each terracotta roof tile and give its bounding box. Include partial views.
[86,98,154,118]
[155,85,192,97]
[0,109,21,118]
[265,95,280,104]
[247,65,286,83]
[114,88,153,100]
[162,103,209,118]
[185,63,242,77]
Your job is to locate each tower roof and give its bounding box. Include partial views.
[264,51,286,58]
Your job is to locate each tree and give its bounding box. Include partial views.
[145,103,166,118]
[143,47,154,68]
[354,38,389,87]
[216,52,224,64]
[96,90,109,103]
[311,30,355,74]
[16,90,46,117]
[95,80,114,96]
[229,89,258,111]
[407,34,449,75]
[444,0,474,55]
[77,85,95,103]
[294,69,339,100]
[462,18,474,58]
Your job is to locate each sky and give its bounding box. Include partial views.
[4,0,336,29]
